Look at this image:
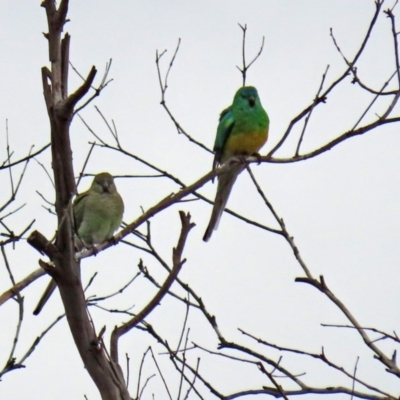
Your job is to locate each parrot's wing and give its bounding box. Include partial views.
[73,190,90,230]
[212,106,235,169]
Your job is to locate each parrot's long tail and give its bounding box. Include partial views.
[203,164,244,242]
[33,279,57,315]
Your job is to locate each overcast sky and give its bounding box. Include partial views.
[1,1,400,399]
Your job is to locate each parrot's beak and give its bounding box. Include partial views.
[248,96,256,107]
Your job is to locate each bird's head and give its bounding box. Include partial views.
[234,86,259,109]
[91,172,117,194]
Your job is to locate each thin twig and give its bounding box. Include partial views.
[295,65,329,155]
[351,357,360,400]
[150,347,173,400]
[236,24,265,86]
[156,40,211,152]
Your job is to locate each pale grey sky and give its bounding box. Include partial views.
[0,1,399,399]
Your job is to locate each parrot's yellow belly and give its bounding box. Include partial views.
[224,129,268,158]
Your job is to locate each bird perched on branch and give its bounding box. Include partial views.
[33,172,124,315]
[73,172,124,251]
[203,86,269,242]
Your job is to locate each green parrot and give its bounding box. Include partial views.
[33,172,124,315]
[203,86,269,242]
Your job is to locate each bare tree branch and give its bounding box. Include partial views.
[110,211,194,362]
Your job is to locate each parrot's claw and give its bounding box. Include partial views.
[110,236,118,246]
[237,155,248,164]
[90,245,99,256]
[252,152,262,165]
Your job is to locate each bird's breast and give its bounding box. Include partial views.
[224,128,268,159]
